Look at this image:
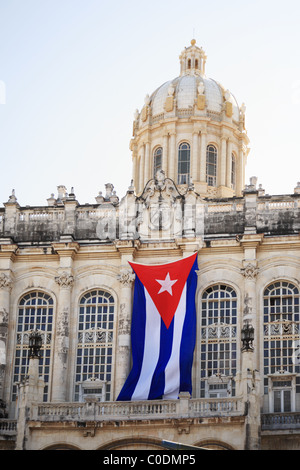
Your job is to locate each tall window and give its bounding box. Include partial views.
[75,290,115,402]
[231,153,236,189]
[206,144,217,187]
[177,142,190,184]
[200,284,237,398]
[13,291,54,402]
[153,147,162,177]
[263,281,300,411]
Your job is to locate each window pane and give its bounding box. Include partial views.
[75,290,115,402]
[13,292,53,402]
[153,147,162,177]
[200,284,237,397]
[206,145,217,186]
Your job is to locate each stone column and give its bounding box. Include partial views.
[52,241,78,402]
[162,134,168,176]
[115,241,137,398]
[15,355,44,450]
[168,133,176,182]
[139,145,145,193]
[0,272,12,403]
[238,235,262,450]
[192,130,199,183]
[236,142,244,196]
[144,141,150,183]
[0,241,16,408]
[130,141,138,188]
[115,268,135,398]
[226,139,233,188]
[220,136,227,187]
[241,235,262,370]
[199,130,207,183]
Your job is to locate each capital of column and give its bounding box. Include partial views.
[117,269,135,286]
[55,271,74,289]
[241,263,259,280]
[0,273,13,291]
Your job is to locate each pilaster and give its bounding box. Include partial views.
[114,241,137,398]
[0,241,16,405]
[168,132,176,182]
[51,240,79,402]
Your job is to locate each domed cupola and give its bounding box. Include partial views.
[130,40,250,198]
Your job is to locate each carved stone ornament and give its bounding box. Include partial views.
[241,263,259,280]
[0,309,8,325]
[55,271,74,288]
[0,273,12,290]
[138,170,183,209]
[117,270,135,286]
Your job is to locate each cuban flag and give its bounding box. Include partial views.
[117,252,198,401]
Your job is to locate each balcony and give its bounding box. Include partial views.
[261,412,300,431]
[0,420,17,437]
[31,395,245,423]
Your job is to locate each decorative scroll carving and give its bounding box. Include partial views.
[118,303,131,336]
[241,263,259,280]
[0,309,8,325]
[16,330,50,346]
[55,271,74,288]
[202,323,236,340]
[78,328,113,344]
[0,273,12,290]
[117,270,135,286]
[264,321,298,336]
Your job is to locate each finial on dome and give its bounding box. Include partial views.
[191,39,196,46]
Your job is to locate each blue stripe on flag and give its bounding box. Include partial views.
[148,318,174,400]
[117,275,146,401]
[179,256,198,394]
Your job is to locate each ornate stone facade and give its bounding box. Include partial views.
[1,41,300,451]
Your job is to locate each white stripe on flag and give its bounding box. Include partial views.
[163,284,187,399]
[131,287,161,400]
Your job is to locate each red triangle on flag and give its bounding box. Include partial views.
[129,253,197,329]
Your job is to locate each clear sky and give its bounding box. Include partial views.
[1,0,300,207]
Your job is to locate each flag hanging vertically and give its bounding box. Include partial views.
[117,252,198,401]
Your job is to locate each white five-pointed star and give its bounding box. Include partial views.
[156,272,178,296]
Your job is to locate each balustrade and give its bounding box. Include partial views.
[33,396,244,422]
[262,412,300,430]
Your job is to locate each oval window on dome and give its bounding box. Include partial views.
[178,142,190,185]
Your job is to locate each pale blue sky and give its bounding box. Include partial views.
[1,0,300,206]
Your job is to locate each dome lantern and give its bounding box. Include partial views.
[131,41,250,199]
[179,39,207,76]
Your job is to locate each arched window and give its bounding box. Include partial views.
[13,291,54,401]
[206,145,217,187]
[231,153,236,189]
[200,284,237,398]
[177,142,190,184]
[75,290,115,402]
[263,281,300,412]
[153,147,162,177]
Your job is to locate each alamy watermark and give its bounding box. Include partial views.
[94,199,205,241]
